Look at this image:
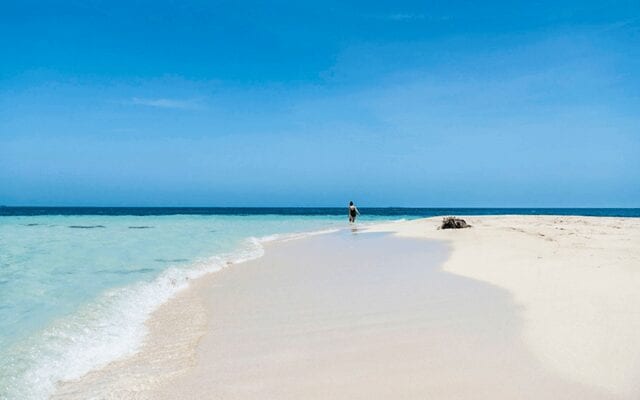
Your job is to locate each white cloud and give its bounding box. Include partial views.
[367,13,450,22]
[386,13,426,21]
[128,97,200,109]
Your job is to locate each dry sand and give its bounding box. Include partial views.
[54,216,640,399]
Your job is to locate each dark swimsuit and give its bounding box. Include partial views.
[350,207,357,218]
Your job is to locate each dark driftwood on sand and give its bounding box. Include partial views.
[440,217,471,229]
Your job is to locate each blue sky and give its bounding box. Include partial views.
[1,1,639,207]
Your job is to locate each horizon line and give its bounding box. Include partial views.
[2,205,639,210]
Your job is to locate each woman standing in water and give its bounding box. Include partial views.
[348,201,360,223]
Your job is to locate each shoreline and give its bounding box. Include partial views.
[53,216,640,399]
[49,227,344,399]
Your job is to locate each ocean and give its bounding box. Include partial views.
[1,207,638,399]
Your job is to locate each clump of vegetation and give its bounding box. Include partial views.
[440,217,471,229]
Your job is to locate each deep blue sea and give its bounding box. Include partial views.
[2,206,640,217]
[0,207,638,399]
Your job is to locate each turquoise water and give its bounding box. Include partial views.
[1,214,391,399]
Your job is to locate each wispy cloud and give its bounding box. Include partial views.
[386,13,426,21]
[367,13,450,22]
[128,97,201,109]
[597,17,640,33]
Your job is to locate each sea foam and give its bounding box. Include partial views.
[1,237,265,400]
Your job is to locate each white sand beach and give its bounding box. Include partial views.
[54,216,640,399]
[369,216,640,397]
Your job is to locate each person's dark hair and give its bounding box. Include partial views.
[349,201,354,206]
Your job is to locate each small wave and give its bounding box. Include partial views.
[68,225,106,229]
[96,267,156,275]
[23,223,41,226]
[154,258,190,263]
[127,226,153,229]
[0,237,266,400]
[257,227,340,243]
